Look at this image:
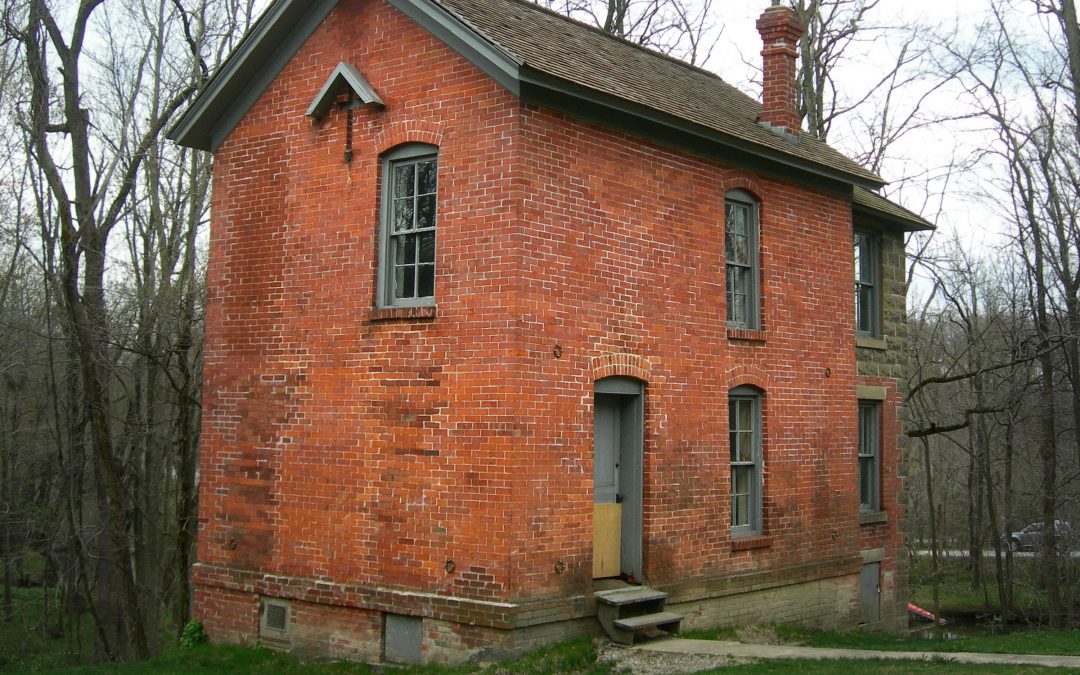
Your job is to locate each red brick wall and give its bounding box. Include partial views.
[198,0,526,607]
[196,0,902,644]
[506,106,865,598]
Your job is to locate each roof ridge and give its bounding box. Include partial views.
[455,0,732,84]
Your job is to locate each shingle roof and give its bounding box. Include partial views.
[432,0,882,186]
[169,0,885,189]
[853,187,935,231]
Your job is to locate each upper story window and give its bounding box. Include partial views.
[725,190,760,330]
[730,386,763,537]
[858,400,880,512]
[854,231,879,337]
[379,144,438,308]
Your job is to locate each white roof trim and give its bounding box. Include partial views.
[306,62,385,119]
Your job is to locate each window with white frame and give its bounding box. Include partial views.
[379,144,438,307]
[730,386,763,536]
[858,401,880,511]
[854,231,879,336]
[725,191,759,329]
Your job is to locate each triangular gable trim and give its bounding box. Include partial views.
[168,0,340,151]
[307,63,385,119]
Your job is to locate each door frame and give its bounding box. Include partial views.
[594,376,644,581]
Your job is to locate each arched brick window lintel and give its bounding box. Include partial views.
[591,352,651,383]
[373,119,444,156]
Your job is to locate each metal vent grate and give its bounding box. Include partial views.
[263,601,288,633]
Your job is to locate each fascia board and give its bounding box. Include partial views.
[385,0,522,96]
[168,0,340,151]
[518,68,886,192]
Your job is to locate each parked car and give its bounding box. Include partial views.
[1006,520,1074,552]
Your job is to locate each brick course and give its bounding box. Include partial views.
[195,0,909,662]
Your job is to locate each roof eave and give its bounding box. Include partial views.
[852,201,935,232]
[168,0,340,151]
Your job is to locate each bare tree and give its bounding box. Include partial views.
[0,0,255,660]
[535,0,720,65]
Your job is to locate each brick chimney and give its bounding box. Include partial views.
[756,1,804,137]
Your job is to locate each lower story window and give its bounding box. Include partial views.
[730,386,762,536]
[858,401,880,511]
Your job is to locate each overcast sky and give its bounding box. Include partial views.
[712,1,1042,248]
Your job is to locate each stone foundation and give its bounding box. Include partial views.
[195,563,903,666]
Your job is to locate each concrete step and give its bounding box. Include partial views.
[594,586,667,606]
[614,611,683,631]
[595,586,680,645]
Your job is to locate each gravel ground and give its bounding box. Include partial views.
[594,625,779,674]
[596,640,743,674]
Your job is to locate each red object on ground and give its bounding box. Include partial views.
[908,602,948,625]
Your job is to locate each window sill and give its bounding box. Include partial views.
[728,328,767,342]
[860,511,888,526]
[731,535,772,551]
[371,306,437,322]
[856,335,887,350]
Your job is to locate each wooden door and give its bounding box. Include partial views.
[593,394,622,578]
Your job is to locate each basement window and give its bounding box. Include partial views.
[260,598,291,646]
[384,613,423,665]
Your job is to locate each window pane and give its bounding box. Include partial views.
[727,268,747,324]
[394,234,417,265]
[416,195,436,230]
[726,230,748,265]
[857,285,872,332]
[727,202,747,233]
[737,398,753,431]
[417,160,437,195]
[394,266,415,299]
[419,231,435,263]
[417,264,434,297]
[393,164,415,198]
[733,466,750,495]
[855,235,875,282]
[860,457,874,507]
[736,432,755,463]
[854,233,864,275]
[733,493,748,527]
[394,199,414,232]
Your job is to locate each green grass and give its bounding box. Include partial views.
[0,586,99,672]
[43,644,373,674]
[6,629,1076,674]
[39,637,614,675]
[907,554,1076,617]
[765,625,1080,656]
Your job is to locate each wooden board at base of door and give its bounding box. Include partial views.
[593,503,621,578]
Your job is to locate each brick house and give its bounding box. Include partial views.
[170,0,932,665]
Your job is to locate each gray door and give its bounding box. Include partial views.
[593,378,644,581]
[859,562,880,623]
